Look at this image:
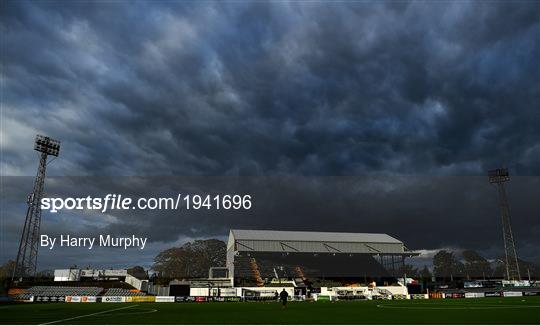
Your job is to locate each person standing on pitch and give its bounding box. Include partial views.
[279,288,289,309]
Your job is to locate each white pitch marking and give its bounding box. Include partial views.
[376,303,540,310]
[39,304,139,325]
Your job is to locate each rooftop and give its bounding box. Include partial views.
[230,229,402,244]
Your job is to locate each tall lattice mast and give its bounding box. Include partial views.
[488,168,521,280]
[12,135,60,281]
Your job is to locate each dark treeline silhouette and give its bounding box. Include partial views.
[431,249,538,280]
[152,239,226,280]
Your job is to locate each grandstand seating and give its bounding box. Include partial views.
[249,258,265,287]
[10,285,148,299]
[234,252,392,286]
[12,286,103,300]
[11,293,34,300]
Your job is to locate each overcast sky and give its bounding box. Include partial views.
[1,1,539,270]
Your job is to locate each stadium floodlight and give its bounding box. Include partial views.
[34,134,61,156]
[488,168,521,280]
[12,134,60,282]
[488,168,509,183]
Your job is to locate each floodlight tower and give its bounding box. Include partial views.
[488,168,521,280]
[12,135,60,281]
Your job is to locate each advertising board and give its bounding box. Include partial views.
[103,296,125,302]
[444,293,465,299]
[65,296,81,302]
[35,296,53,302]
[175,296,196,302]
[125,296,155,302]
[224,297,241,302]
[392,294,408,300]
[15,296,34,303]
[82,296,97,302]
[464,292,485,298]
[410,294,428,299]
[155,296,175,302]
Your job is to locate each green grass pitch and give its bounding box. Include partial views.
[1,297,540,324]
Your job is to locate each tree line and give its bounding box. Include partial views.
[1,240,538,289]
[400,249,538,280]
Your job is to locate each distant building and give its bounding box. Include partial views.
[53,269,128,282]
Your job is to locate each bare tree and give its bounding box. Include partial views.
[153,239,226,278]
[462,250,492,279]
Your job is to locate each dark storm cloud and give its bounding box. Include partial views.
[1,1,539,268]
[1,176,539,269]
[1,1,539,176]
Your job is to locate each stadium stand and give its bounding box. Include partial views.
[10,285,149,300]
[227,229,419,287]
[11,286,103,300]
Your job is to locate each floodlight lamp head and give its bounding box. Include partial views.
[34,134,61,157]
[488,168,509,184]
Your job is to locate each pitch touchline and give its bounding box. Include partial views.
[376,304,540,310]
[40,304,139,325]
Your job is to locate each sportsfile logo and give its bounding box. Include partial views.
[41,193,252,213]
